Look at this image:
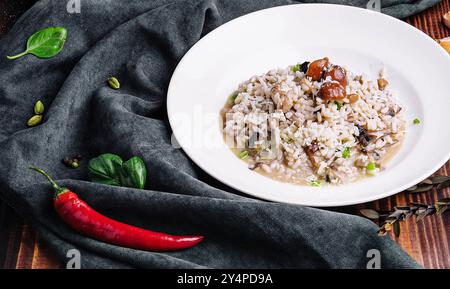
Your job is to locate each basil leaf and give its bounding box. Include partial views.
[88,154,147,189]
[88,153,123,186]
[90,177,121,187]
[120,156,147,189]
[7,27,68,60]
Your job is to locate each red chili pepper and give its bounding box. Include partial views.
[30,166,204,251]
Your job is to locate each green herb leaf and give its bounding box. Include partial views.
[239,150,249,159]
[88,153,123,186]
[420,178,433,185]
[342,147,350,158]
[120,156,147,189]
[435,198,450,215]
[310,180,321,187]
[406,184,434,193]
[413,118,421,125]
[429,176,450,184]
[416,207,435,222]
[335,101,343,110]
[393,220,401,237]
[7,27,67,60]
[292,64,301,72]
[366,162,376,171]
[406,185,417,191]
[88,154,148,189]
[437,179,450,191]
[360,209,379,219]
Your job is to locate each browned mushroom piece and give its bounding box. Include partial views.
[306,57,329,81]
[303,142,319,170]
[324,65,347,87]
[318,82,346,101]
[248,162,263,170]
[377,78,389,90]
[356,124,372,148]
[348,93,359,104]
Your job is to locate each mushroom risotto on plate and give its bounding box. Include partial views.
[222,58,406,186]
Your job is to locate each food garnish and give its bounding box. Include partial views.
[29,166,203,251]
[27,115,42,127]
[108,76,121,89]
[7,27,67,60]
[88,153,147,189]
[34,100,45,115]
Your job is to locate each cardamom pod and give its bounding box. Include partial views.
[34,100,45,115]
[108,76,120,89]
[27,115,43,127]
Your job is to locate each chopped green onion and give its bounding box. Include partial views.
[310,180,321,187]
[413,118,421,125]
[342,147,350,159]
[366,162,377,176]
[335,101,343,110]
[366,162,376,171]
[239,150,249,159]
[292,64,301,72]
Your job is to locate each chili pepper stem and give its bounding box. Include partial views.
[29,166,67,196]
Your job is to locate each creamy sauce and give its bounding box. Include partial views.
[231,145,311,185]
[229,141,403,185]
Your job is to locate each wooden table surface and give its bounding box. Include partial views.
[0,0,449,269]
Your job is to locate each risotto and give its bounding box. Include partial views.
[222,57,406,185]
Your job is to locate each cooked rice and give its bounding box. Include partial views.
[222,59,406,185]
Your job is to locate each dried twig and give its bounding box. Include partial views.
[360,175,450,237]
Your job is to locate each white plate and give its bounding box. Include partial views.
[167,4,450,207]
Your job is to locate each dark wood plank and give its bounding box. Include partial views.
[0,0,36,35]
[0,201,23,268]
[0,0,38,269]
[0,0,449,269]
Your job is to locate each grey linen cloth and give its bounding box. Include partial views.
[0,0,436,269]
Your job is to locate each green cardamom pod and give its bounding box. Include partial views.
[108,76,120,89]
[27,115,43,127]
[34,100,45,115]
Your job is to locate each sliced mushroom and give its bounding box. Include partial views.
[356,124,372,148]
[366,131,387,139]
[348,93,359,104]
[248,162,263,170]
[387,105,402,116]
[377,78,389,90]
[306,57,329,81]
[318,82,346,101]
[303,142,319,170]
[324,65,347,86]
